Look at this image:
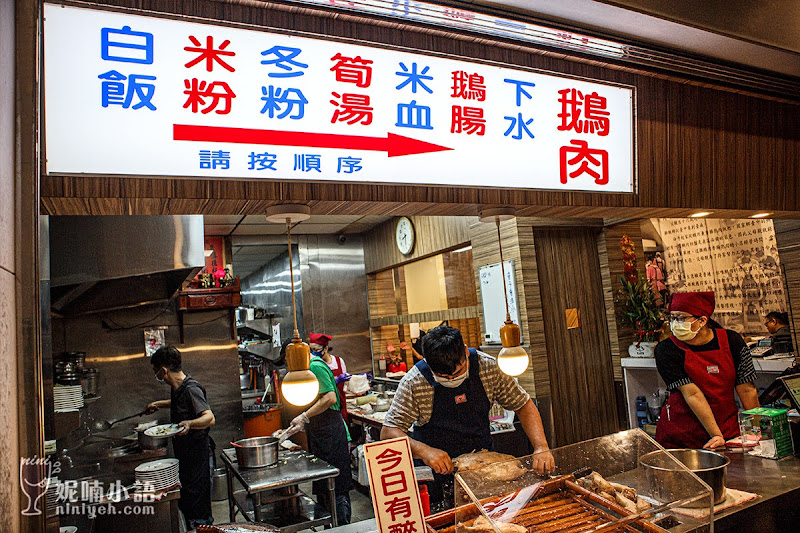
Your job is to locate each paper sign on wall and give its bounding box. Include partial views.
[364,437,426,533]
[43,4,635,193]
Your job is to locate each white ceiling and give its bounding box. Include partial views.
[204,214,391,237]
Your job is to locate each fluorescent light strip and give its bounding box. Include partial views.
[286,0,625,58]
[749,213,772,218]
[689,211,712,218]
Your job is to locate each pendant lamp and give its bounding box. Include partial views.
[266,205,319,406]
[479,208,529,377]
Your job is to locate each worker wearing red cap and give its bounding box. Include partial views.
[655,291,760,449]
[288,332,353,523]
[309,332,350,422]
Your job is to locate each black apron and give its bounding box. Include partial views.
[412,348,492,507]
[170,378,212,522]
[307,406,353,497]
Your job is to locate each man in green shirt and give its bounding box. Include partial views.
[287,332,353,524]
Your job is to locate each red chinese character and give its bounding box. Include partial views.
[443,9,475,21]
[183,79,236,114]
[557,88,610,136]
[451,71,486,101]
[384,496,412,521]
[184,36,236,72]
[380,471,407,496]
[330,92,373,125]
[451,106,485,135]
[388,520,418,533]
[559,139,609,185]
[330,53,373,88]
[375,447,403,472]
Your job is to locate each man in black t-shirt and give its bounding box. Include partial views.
[146,346,216,529]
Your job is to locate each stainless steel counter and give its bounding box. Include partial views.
[220,448,341,532]
[713,451,800,531]
[221,448,339,492]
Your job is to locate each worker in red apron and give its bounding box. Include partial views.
[309,333,350,421]
[655,291,760,449]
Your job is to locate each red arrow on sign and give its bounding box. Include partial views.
[173,124,452,158]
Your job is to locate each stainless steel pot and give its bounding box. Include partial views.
[233,436,278,468]
[137,428,169,450]
[640,448,729,507]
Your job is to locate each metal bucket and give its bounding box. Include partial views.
[212,467,228,501]
[640,448,729,507]
[233,436,278,468]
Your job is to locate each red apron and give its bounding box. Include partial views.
[655,329,740,449]
[330,355,349,422]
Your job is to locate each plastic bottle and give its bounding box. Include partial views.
[418,484,430,516]
[378,355,387,376]
[635,395,648,428]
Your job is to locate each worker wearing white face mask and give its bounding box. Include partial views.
[381,325,553,509]
[655,292,760,450]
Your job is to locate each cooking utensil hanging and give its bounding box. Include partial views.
[92,409,149,433]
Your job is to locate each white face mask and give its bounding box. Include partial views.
[432,363,469,388]
[671,320,699,341]
[154,368,166,383]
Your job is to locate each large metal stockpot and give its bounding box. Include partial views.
[233,437,278,468]
[640,448,729,506]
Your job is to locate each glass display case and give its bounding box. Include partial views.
[426,429,713,533]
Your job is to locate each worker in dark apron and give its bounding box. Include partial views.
[309,332,351,422]
[146,346,216,529]
[381,325,554,510]
[413,347,492,505]
[655,292,760,449]
[287,336,353,524]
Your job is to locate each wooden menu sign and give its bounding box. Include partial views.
[364,437,427,533]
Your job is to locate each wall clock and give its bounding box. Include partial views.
[395,217,415,255]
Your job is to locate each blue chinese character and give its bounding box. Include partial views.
[494,19,526,30]
[396,100,433,130]
[503,79,536,107]
[101,26,154,64]
[199,150,230,169]
[98,70,156,110]
[248,152,278,171]
[392,0,423,16]
[294,154,321,173]
[504,114,534,140]
[337,156,363,174]
[260,46,308,78]
[395,62,433,94]
[260,86,308,119]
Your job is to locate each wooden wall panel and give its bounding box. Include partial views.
[469,219,546,399]
[599,222,647,380]
[40,1,800,217]
[363,216,474,273]
[534,228,619,446]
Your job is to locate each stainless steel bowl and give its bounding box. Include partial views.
[233,436,278,468]
[137,428,168,450]
[640,448,729,506]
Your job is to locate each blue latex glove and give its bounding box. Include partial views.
[335,372,352,385]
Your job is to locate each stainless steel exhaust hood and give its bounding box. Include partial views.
[49,216,205,316]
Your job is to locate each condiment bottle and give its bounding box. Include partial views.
[378,355,387,376]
